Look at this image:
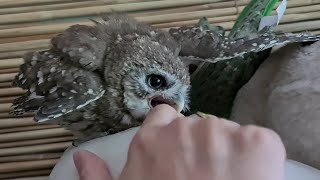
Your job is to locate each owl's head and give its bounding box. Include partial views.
[106,35,190,122]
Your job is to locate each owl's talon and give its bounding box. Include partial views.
[196,111,215,118]
[72,141,79,147]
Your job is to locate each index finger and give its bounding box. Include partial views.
[142,104,180,128]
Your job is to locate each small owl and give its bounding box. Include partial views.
[11,14,190,145]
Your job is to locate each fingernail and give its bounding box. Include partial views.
[73,151,82,168]
[73,150,89,170]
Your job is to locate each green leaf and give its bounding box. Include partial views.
[263,0,279,16]
[229,0,279,39]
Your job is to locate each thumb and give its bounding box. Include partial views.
[73,150,113,180]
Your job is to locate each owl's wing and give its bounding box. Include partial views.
[170,26,320,63]
[198,32,320,63]
[51,24,107,71]
[12,50,105,122]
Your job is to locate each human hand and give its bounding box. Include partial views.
[74,104,286,180]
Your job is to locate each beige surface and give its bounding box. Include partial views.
[231,41,320,169]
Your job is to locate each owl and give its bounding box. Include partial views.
[11,14,190,145]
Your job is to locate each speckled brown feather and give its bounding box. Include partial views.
[51,25,107,71]
[12,50,105,121]
[169,26,320,63]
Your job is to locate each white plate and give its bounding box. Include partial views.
[49,127,320,180]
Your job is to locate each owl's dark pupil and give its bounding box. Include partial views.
[147,75,166,89]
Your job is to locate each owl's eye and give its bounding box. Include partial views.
[147,74,167,89]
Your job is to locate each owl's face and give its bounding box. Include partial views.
[115,36,190,121]
[123,67,190,121]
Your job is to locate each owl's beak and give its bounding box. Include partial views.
[174,96,185,113]
[149,95,185,113]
